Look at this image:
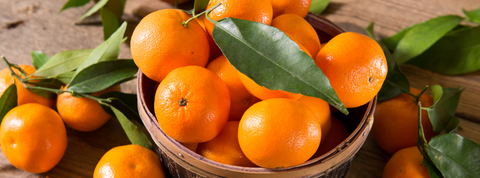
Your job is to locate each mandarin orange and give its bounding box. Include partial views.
[206,55,261,120]
[131,9,210,82]
[238,98,321,168]
[315,32,388,108]
[154,66,230,143]
[0,103,67,173]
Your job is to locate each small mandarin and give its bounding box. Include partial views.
[238,98,321,168]
[197,121,256,167]
[238,72,303,101]
[206,55,261,120]
[204,0,273,38]
[56,85,120,132]
[94,144,166,178]
[297,95,331,143]
[372,87,437,155]
[0,103,67,173]
[131,9,210,82]
[270,0,312,18]
[383,146,430,178]
[272,14,321,57]
[154,66,230,143]
[315,32,388,108]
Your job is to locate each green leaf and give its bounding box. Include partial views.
[99,91,140,123]
[445,116,460,133]
[193,0,209,15]
[109,106,154,151]
[34,49,93,78]
[380,25,415,52]
[56,71,75,84]
[363,22,410,101]
[463,6,480,24]
[0,85,17,123]
[427,85,464,133]
[101,7,120,41]
[31,51,50,70]
[406,26,480,75]
[393,15,462,64]
[101,0,126,40]
[426,133,480,178]
[74,22,126,77]
[60,0,91,13]
[68,59,137,93]
[212,17,347,114]
[26,78,62,99]
[77,0,109,22]
[309,0,330,14]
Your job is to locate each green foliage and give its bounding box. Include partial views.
[426,85,463,133]
[212,17,347,115]
[426,134,480,178]
[60,0,126,40]
[407,26,480,75]
[110,106,154,151]
[0,85,17,123]
[309,0,330,14]
[393,15,462,64]
[0,22,152,151]
[59,0,91,13]
[74,22,126,77]
[463,6,480,24]
[34,49,93,78]
[31,51,50,70]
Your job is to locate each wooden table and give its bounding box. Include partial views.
[0,0,479,177]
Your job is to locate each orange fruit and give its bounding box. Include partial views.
[238,73,303,101]
[181,142,198,152]
[383,146,430,178]
[315,32,388,108]
[0,103,67,173]
[131,9,210,82]
[94,144,165,178]
[204,0,273,38]
[196,14,222,61]
[0,67,12,97]
[372,87,437,155]
[154,66,230,143]
[238,98,321,168]
[197,121,256,167]
[270,0,312,18]
[312,115,349,158]
[272,14,321,57]
[206,55,261,120]
[297,95,331,143]
[0,65,55,108]
[56,85,120,132]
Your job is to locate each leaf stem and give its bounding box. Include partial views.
[182,2,221,28]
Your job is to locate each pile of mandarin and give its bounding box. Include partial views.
[131,0,387,168]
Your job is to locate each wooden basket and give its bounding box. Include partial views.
[137,13,376,178]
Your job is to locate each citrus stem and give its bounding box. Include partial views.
[182,2,221,28]
[416,101,432,169]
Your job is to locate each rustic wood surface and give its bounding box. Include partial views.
[0,0,479,177]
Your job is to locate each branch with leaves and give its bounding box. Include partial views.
[364,5,480,177]
[0,22,153,151]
